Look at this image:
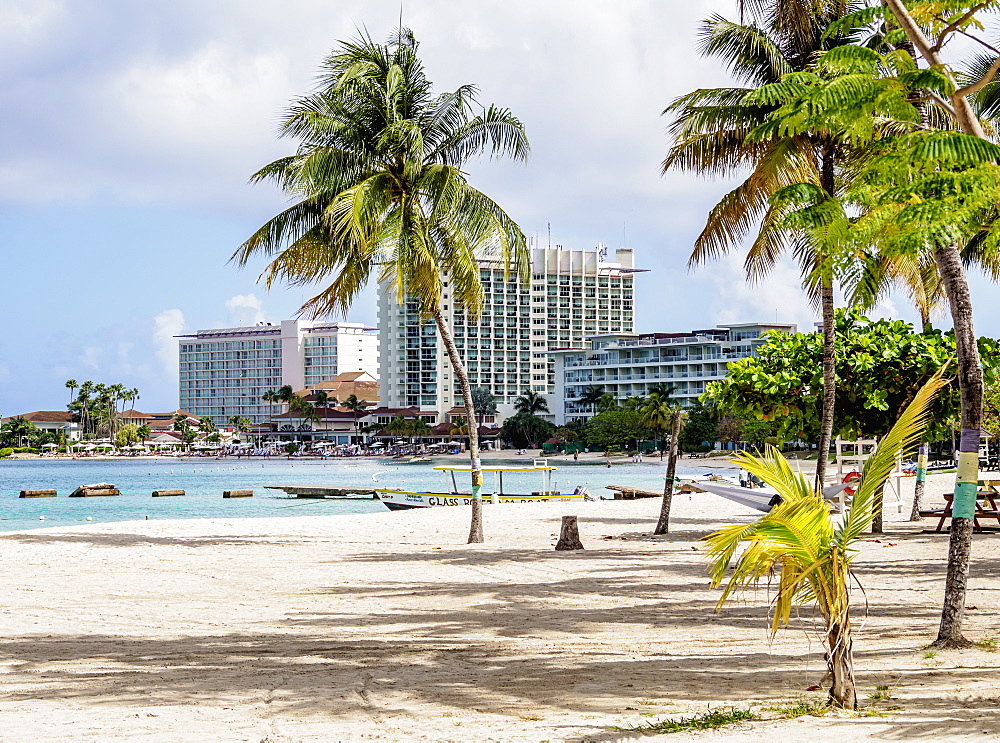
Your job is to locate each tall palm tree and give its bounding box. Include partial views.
[449,415,470,446]
[65,379,77,405]
[234,29,529,543]
[663,0,851,489]
[513,389,549,416]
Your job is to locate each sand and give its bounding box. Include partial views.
[0,472,998,741]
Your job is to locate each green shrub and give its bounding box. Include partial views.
[0,448,13,458]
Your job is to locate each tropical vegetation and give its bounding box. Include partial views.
[235,28,529,543]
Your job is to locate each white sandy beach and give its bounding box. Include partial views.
[0,472,998,741]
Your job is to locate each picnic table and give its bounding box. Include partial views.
[920,479,1000,533]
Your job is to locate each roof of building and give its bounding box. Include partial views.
[271,408,368,420]
[1,411,73,423]
[294,372,380,402]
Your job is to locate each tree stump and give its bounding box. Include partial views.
[555,515,584,551]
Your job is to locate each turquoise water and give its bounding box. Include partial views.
[0,458,715,532]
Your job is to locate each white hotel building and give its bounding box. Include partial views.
[178,320,378,425]
[550,322,796,424]
[377,246,645,421]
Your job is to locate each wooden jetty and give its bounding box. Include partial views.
[152,490,185,497]
[264,485,388,499]
[69,483,120,497]
[604,485,662,500]
[223,490,253,498]
[19,490,56,498]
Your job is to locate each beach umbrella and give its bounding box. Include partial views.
[41,443,59,449]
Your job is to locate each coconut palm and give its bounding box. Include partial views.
[449,416,470,445]
[663,0,852,489]
[65,379,77,405]
[513,389,549,416]
[341,393,370,444]
[639,392,672,459]
[234,28,529,543]
[198,416,216,435]
[705,370,948,708]
[577,384,606,415]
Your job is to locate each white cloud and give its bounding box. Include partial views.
[153,309,185,385]
[80,346,102,369]
[705,253,819,333]
[225,293,266,326]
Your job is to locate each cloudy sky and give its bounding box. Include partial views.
[2,0,998,415]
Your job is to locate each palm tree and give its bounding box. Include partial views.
[449,415,470,446]
[577,384,605,415]
[314,390,333,408]
[234,29,529,544]
[663,0,852,490]
[341,394,369,444]
[513,389,549,416]
[705,370,947,708]
[198,416,216,435]
[639,392,673,459]
[65,379,77,405]
[262,389,278,429]
[275,385,294,408]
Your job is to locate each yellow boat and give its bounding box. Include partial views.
[375,463,588,511]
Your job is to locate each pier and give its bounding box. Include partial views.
[604,485,662,500]
[264,485,388,499]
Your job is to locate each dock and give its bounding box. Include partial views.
[264,485,390,499]
[604,485,662,500]
[152,490,185,497]
[223,490,253,498]
[19,490,56,498]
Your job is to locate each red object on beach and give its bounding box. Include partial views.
[843,471,861,496]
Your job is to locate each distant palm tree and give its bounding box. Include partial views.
[639,392,673,459]
[578,384,605,415]
[449,416,470,445]
[65,379,77,405]
[314,390,333,408]
[514,389,549,416]
[198,416,216,435]
[342,394,370,444]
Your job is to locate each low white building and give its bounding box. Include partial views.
[550,322,796,424]
[0,411,79,441]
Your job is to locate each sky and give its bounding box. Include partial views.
[3,0,1000,416]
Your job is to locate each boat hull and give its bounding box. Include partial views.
[375,490,584,510]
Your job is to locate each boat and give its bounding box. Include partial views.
[375,463,588,511]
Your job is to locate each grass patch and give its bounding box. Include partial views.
[923,650,937,659]
[766,697,831,718]
[976,638,997,651]
[869,684,892,701]
[616,707,758,734]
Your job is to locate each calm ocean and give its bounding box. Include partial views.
[0,457,712,532]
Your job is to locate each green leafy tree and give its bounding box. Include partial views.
[639,391,673,458]
[198,416,216,435]
[679,403,718,452]
[341,394,370,443]
[586,410,647,452]
[471,386,498,419]
[115,424,142,448]
[234,28,529,544]
[499,412,556,449]
[705,309,1000,444]
[0,417,41,448]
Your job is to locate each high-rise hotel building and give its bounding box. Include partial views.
[178,320,378,424]
[377,245,644,420]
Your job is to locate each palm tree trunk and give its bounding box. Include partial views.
[655,409,684,535]
[871,482,885,533]
[433,309,484,543]
[827,618,857,709]
[815,145,837,493]
[910,442,928,521]
[931,243,982,648]
[815,277,836,492]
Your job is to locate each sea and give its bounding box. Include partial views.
[0,457,718,532]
